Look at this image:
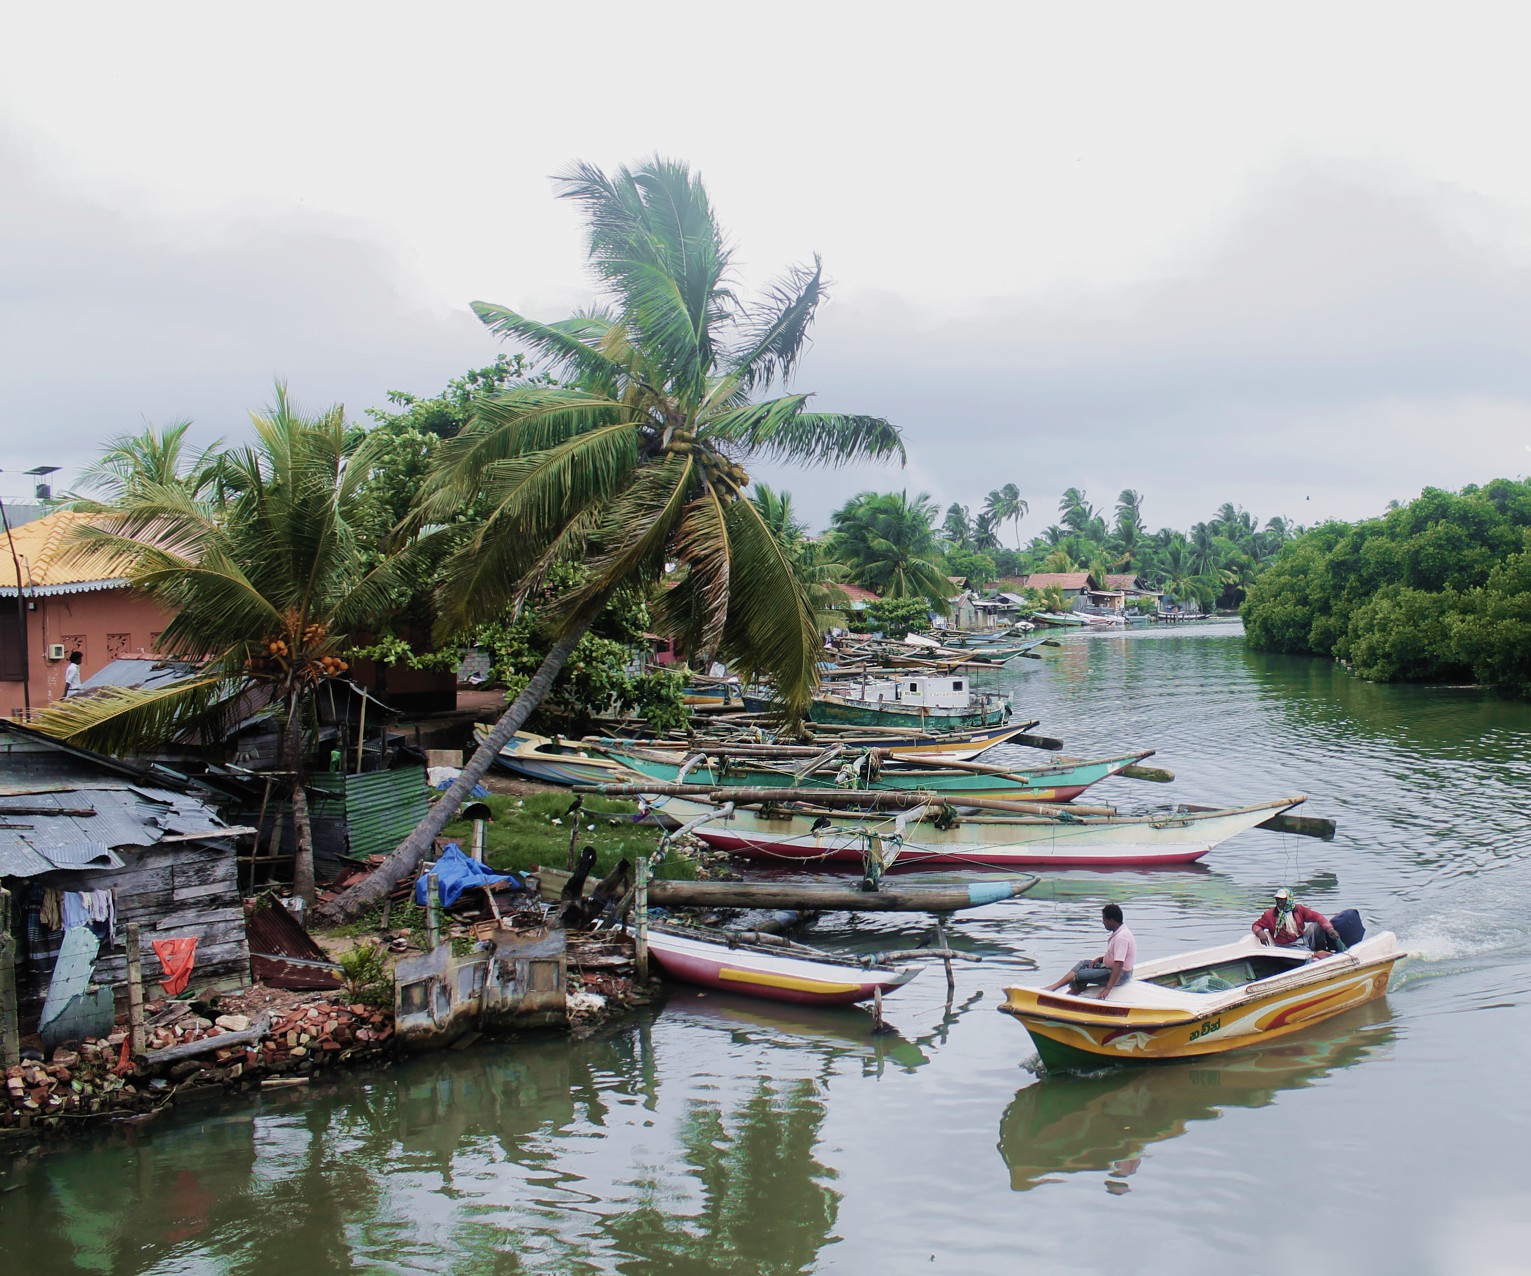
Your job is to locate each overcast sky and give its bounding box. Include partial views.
[6,2,1531,535]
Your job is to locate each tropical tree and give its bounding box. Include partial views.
[33,389,405,905]
[66,419,227,507]
[822,490,952,605]
[318,157,904,922]
[983,483,1029,549]
[941,502,974,548]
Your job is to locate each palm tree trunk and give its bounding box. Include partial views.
[285,686,317,909]
[313,622,591,925]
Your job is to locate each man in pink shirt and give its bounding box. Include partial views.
[1043,904,1136,999]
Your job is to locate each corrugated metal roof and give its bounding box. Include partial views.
[80,658,204,692]
[308,765,430,860]
[0,510,127,593]
[246,902,343,991]
[0,770,232,879]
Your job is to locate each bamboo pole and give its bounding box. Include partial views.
[125,921,146,1056]
[355,692,367,774]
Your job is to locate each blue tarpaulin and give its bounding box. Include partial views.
[415,843,522,908]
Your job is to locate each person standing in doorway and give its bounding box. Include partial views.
[63,650,83,697]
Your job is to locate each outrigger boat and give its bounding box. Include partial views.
[998,925,1402,1073]
[602,745,1155,804]
[622,792,1309,870]
[641,923,921,1006]
[473,725,632,787]
[785,673,1012,732]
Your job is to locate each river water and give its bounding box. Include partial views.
[5,621,1530,1275]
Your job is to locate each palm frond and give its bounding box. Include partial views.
[704,400,906,467]
[27,672,240,758]
[727,256,824,394]
[471,303,625,391]
[649,489,732,656]
[714,497,820,719]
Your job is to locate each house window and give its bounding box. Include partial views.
[908,682,919,693]
[952,680,963,691]
[0,607,22,680]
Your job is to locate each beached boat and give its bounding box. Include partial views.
[646,795,1307,869]
[1030,611,1088,628]
[998,926,1402,1073]
[604,746,1154,804]
[642,924,920,1005]
[473,725,634,787]
[790,673,1012,731]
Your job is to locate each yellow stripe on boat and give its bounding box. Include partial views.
[720,968,863,995]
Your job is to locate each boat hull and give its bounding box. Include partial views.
[474,725,630,788]
[999,932,1401,1071]
[644,929,919,1005]
[808,699,1011,731]
[607,749,1151,804]
[654,796,1303,869]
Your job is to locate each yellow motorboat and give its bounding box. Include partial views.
[999,928,1402,1073]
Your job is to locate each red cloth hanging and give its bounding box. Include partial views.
[152,937,200,996]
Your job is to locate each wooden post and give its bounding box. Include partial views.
[354,692,367,774]
[634,856,650,982]
[471,817,487,863]
[0,887,19,1068]
[125,921,146,1056]
[425,873,440,950]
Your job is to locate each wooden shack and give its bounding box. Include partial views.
[0,721,254,1029]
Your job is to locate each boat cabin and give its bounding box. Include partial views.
[1145,948,1309,993]
[841,674,972,708]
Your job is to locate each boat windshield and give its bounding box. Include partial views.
[1146,952,1307,993]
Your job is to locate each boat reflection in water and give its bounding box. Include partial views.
[997,1001,1396,1193]
[659,988,931,1077]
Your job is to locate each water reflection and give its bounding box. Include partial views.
[997,1001,1396,1193]
[598,1074,837,1276]
[658,990,931,1076]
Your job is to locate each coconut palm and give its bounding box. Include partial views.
[318,157,903,922]
[32,389,404,905]
[823,490,951,604]
[941,502,974,548]
[66,420,228,507]
[984,483,1029,549]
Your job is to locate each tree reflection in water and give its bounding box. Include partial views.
[600,1075,837,1276]
[998,1002,1396,1192]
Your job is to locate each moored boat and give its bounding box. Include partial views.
[998,927,1402,1072]
[790,673,1012,732]
[604,746,1153,804]
[645,794,1307,869]
[642,924,920,1005]
[473,724,633,787]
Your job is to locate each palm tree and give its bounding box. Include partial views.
[941,502,973,548]
[66,419,227,507]
[32,390,403,905]
[1059,487,1098,534]
[822,490,951,604]
[984,483,1029,549]
[970,509,1003,552]
[318,157,904,922]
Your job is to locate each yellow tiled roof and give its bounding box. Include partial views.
[0,510,125,594]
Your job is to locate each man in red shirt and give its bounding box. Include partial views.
[1252,888,1347,954]
[1044,903,1136,999]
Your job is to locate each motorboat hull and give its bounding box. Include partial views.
[999,931,1401,1072]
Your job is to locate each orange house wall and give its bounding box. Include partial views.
[0,588,174,716]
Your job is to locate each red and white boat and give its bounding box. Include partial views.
[643,924,920,1006]
[650,795,1305,870]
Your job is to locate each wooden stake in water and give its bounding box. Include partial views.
[125,921,146,1056]
[0,887,19,1068]
[425,873,440,950]
[634,856,650,983]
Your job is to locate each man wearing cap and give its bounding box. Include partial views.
[1252,888,1347,953]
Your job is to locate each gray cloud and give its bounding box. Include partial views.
[770,160,1531,534]
[0,132,498,494]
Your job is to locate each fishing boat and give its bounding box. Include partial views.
[604,745,1154,804]
[796,673,1012,731]
[641,923,920,1005]
[472,725,634,787]
[998,925,1402,1073]
[644,794,1307,869]
[1030,611,1088,628]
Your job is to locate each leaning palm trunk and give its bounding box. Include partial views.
[313,624,590,924]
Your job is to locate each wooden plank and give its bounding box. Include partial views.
[173,880,235,903]
[143,1011,270,1065]
[155,905,245,931]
